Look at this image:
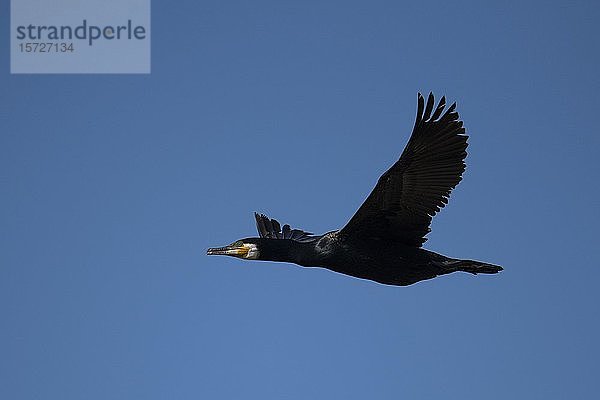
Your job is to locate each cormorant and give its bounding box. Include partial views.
[207,93,502,286]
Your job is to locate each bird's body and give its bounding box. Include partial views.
[307,232,472,286]
[207,93,502,286]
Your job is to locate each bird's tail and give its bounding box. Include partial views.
[444,259,503,275]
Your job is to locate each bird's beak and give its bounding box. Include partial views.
[206,244,249,258]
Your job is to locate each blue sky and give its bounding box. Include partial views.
[2,1,599,398]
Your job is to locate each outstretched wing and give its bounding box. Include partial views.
[340,92,468,247]
[254,213,319,243]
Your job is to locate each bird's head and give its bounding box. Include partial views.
[206,238,261,260]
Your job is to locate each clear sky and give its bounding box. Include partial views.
[2,1,599,399]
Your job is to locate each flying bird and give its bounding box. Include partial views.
[207,93,502,286]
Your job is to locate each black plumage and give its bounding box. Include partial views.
[207,93,502,286]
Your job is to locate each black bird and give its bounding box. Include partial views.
[207,93,502,286]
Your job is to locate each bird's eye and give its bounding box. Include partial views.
[232,240,243,247]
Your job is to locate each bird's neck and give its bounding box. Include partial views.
[259,239,319,265]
